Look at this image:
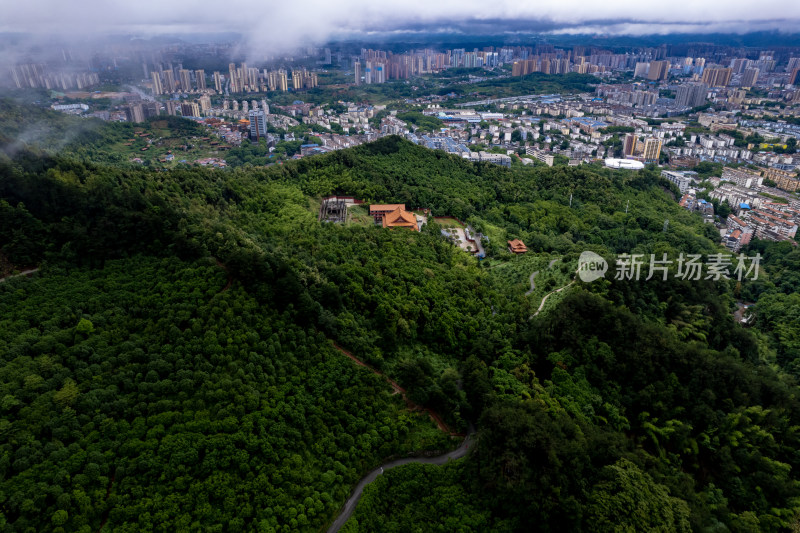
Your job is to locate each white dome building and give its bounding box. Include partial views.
[604,158,645,170]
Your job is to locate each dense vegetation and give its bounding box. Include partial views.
[395,112,444,133]
[2,106,800,532]
[0,99,213,168]
[0,258,449,532]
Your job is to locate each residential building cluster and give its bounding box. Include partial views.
[148,62,318,96]
[724,202,800,250]
[10,63,100,90]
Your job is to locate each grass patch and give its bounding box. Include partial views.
[433,217,466,229]
[348,204,375,226]
[489,254,578,314]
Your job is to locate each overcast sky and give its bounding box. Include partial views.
[2,0,799,53]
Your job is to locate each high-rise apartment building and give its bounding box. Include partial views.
[643,138,663,162]
[179,69,192,92]
[623,133,637,157]
[278,70,288,92]
[354,60,361,85]
[239,62,248,91]
[195,70,206,91]
[142,102,160,119]
[791,68,800,86]
[249,109,267,140]
[150,71,163,96]
[228,63,239,93]
[213,71,222,93]
[675,83,708,108]
[373,63,385,83]
[540,59,551,74]
[125,103,145,123]
[123,101,159,121]
[634,62,650,78]
[702,67,732,87]
[741,67,759,88]
[198,95,211,114]
[730,58,749,74]
[248,67,259,90]
[180,102,200,117]
[165,100,180,116]
[647,61,670,81]
[162,70,176,93]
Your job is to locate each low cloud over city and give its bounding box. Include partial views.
[2,0,800,54]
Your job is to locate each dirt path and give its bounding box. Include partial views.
[331,342,462,436]
[529,261,578,319]
[212,259,232,293]
[97,474,115,532]
[0,268,39,283]
[531,281,576,317]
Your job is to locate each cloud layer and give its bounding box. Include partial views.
[1,0,799,54]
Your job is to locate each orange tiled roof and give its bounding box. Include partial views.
[382,206,418,230]
[370,204,405,213]
[508,239,527,253]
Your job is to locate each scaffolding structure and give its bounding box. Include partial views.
[319,197,348,224]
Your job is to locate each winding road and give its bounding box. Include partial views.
[326,342,473,532]
[528,260,579,319]
[326,432,474,533]
[525,270,539,296]
[525,258,560,297]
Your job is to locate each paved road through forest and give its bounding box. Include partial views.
[326,343,473,532]
[326,432,474,533]
[525,258,560,297]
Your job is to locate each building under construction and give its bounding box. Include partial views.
[319,197,348,224]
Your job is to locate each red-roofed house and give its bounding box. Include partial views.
[507,239,527,254]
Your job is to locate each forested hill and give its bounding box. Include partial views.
[1,133,800,532]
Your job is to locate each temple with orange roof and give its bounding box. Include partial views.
[507,239,527,254]
[380,205,418,231]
